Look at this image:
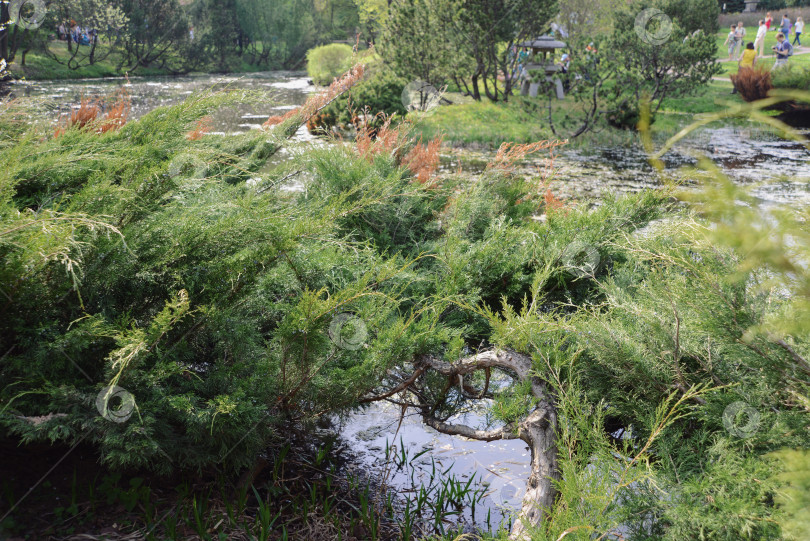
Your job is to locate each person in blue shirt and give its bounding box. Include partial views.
[772,32,793,69]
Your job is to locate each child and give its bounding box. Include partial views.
[559,53,570,74]
[724,25,738,61]
[794,17,804,47]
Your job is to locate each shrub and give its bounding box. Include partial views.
[1,89,408,473]
[731,67,774,102]
[771,64,810,90]
[606,98,653,130]
[306,43,354,86]
[1,86,566,475]
[307,65,408,134]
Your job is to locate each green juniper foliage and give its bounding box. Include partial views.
[1,85,808,541]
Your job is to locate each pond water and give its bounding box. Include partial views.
[15,71,810,206]
[9,70,810,533]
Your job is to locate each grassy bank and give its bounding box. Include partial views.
[7,39,285,81]
[412,21,807,149]
[414,80,742,149]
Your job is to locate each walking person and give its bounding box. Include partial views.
[772,32,793,70]
[724,24,738,61]
[754,19,767,57]
[781,14,791,36]
[794,17,804,47]
[732,42,758,95]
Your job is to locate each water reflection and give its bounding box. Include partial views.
[14,71,315,135]
[13,73,809,205]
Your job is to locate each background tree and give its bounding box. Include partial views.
[189,0,245,72]
[538,0,720,135]
[117,0,189,71]
[0,0,8,68]
[0,0,52,69]
[312,0,360,41]
[381,0,471,89]
[353,0,388,42]
[556,0,624,41]
[382,0,557,101]
[607,0,721,117]
[235,0,314,68]
[455,0,558,101]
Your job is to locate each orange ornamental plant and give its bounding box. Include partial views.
[54,87,131,137]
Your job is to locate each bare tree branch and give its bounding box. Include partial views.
[421,414,520,441]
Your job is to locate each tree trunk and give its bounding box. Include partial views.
[512,404,558,539]
[89,34,97,64]
[471,72,481,101]
[0,0,9,66]
[413,350,559,539]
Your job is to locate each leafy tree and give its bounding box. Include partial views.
[607,0,721,115]
[312,0,360,41]
[235,0,314,68]
[381,0,470,90]
[556,0,625,41]
[189,0,245,72]
[540,0,720,135]
[383,0,557,102]
[455,0,558,101]
[116,0,189,71]
[353,0,388,42]
[0,0,52,69]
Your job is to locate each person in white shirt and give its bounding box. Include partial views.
[794,17,804,47]
[754,20,767,57]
